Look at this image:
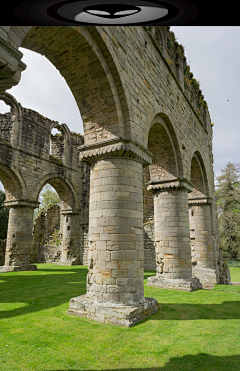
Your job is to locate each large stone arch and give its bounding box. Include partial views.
[189,148,209,198]
[35,174,77,210]
[6,26,133,144]
[0,161,25,201]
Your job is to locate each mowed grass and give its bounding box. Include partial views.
[0,265,240,371]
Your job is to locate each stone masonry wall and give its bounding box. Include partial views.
[31,204,61,263]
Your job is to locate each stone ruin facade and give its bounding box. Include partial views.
[0,25,231,327]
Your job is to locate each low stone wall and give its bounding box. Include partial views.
[0,239,6,265]
[143,216,156,271]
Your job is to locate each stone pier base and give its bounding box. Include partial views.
[193,267,217,289]
[0,264,37,273]
[147,276,202,291]
[68,295,160,327]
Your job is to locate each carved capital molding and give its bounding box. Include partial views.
[78,138,152,167]
[147,178,193,194]
[4,200,40,208]
[60,209,81,215]
[188,196,212,206]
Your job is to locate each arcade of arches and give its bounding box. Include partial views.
[0,25,231,327]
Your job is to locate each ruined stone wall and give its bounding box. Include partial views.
[31,204,61,263]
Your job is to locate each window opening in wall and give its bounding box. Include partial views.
[67,226,70,231]
[0,101,11,114]
[66,216,68,222]
[50,128,62,156]
[191,209,194,216]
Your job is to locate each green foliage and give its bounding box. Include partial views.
[0,190,9,240]
[216,162,240,259]
[34,184,60,220]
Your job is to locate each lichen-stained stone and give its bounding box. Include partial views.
[68,140,160,326]
[189,197,218,289]
[146,179,201,291]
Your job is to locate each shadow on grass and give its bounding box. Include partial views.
[0,266,88,319]
[1,266,240,321]
[47,353,240,371]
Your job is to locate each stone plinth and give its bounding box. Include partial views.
[146,179,199,291]
[68,139,160,326]
[189,197,217,288]
[68,295,160,327]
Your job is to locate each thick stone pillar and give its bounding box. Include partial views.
[68,139,160,327]
[0,200,39,272]
[59,209,80,265]
[147,179,201,291]
[189,197,217,288]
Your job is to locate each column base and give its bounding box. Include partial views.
[193,267,217,289]
[147,275,202,291]
[0,264,37,273]
[68,294,160,327]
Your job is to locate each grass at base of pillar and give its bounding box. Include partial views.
[0,264,240,371]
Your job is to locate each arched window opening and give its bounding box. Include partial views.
[0,100,11,114]
[50,127,62,157]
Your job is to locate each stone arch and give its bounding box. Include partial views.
[0,161,25,201]
[147,113,183,181]
[143,113,183,222]
[35,174,77,210]
[49,122,71,167]
[189,149,209,198]
[6,26,133,144]
[0,92,22,147]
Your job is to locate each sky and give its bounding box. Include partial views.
[0,26,239,191]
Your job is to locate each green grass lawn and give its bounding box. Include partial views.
[1,264,240,371]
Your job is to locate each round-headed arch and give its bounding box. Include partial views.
[35,174,78,210]
[147,113,183,181]
[6,25,133,145]
[189,149,209,198]
[0,161,25,201]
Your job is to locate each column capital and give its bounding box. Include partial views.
[4,200,40,208]
[188,196,212,206]
[78,138,152,167]
[147,178,193,194]
[60,208,81,215]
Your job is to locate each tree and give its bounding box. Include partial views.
[215,162,240,259]
[34,184,60,220]
[0,190,9,240]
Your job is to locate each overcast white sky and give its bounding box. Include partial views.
[0,26,239,191]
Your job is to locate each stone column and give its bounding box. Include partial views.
[0,200,39,272]
[189,197,217,288]
[68,139,160,327]
[147,179,201,291]
[59,209,80,265]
